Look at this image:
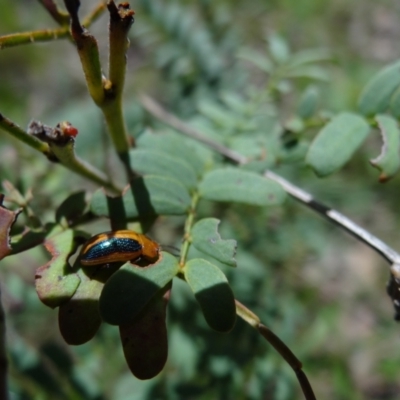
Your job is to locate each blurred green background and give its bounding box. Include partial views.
[1,0,400,399]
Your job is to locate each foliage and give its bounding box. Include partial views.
[1,1,400,400]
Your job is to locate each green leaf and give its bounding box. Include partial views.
[35,230,81,308]
[58,266,117,345]
[198,101,234,128]
[137,131,205,176]
[90,176,191,219]
[288,48,331,68]
[370,115,400,182]
[268,33,290,64]
[358,60,400,116]
[297,86,319,119]
[191,218,237,267]
[306,112,370,176]
[237,47,273,73]
[129,149,198,190]
[184,258,236,333]
[284,65,329,81]
[199,168,286,206]
[99,252,179,325]
[120,291,169,380]
[390,88,400,118]
[229,136,277,165]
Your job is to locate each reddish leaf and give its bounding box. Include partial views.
[0,194,21,260]
[120,289,170,380]
[35,229,81,308]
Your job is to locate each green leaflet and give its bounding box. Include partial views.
[35,229,81,309]
[191,218,237,267]
[129,148,198,190]
[137,131,205,176]
[199,168,286,206]
[297,85,319,119]
[99,252,179,325]
[184,258,236,333]
[358,60,400,116]
[90,176,191,219]
[306,112,370,176]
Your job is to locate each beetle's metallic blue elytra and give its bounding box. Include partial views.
[81,237,142,263]
[80,230,160,266]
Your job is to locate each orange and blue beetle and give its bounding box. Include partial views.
[79,230,160,266]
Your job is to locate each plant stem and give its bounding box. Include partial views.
[234,299,260,328]
[0,2,106,49]
[49,140,122,194]
[99,1,136,159]
[139,94,246,163]
[38,0,70,25]
[0,27,69,48]
[0,114,51,157]
[82,1,108,27]
[235,300,316,400]
[65,0,133,166]
[179,192,200,267]
[107,1,134,100]
[2,115,121,194]
[101,100,131,157]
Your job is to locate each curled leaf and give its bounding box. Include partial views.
[0,195,21,260]
[370,115,400,182]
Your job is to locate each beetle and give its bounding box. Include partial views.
[79,230,160,266]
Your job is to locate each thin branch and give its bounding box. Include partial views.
[38,0,70,25]
[0,27,69,49]
[179,192,200,267]
[139,94,247,163]
[82,1,108,27]
[27,120,122,194]
[264,171,400,266]
[236,300,316,400]
[0,113,52,158]
[0,1,107,49]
